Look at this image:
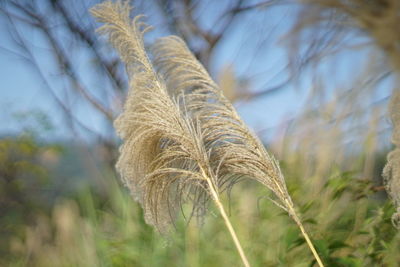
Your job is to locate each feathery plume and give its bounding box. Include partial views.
[152,35,295,217]
[152,36,323,266]
[383,89,400,228]
[91,0,210,232]
[91,2,250,265]
[91,1,323,266]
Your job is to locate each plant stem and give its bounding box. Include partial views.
[288,204,324,267]
[204,175,251,267]
[297,222,324,267]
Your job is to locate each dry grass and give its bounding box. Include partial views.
[288,0,400,227]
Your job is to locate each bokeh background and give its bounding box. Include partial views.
[1,0,399,266]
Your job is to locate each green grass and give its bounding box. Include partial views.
[3,145,399,267]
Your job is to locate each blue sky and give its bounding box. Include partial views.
[0,0,391,143]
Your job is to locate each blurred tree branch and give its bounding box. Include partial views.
[7,1,114,120]
[0,0,290,145]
